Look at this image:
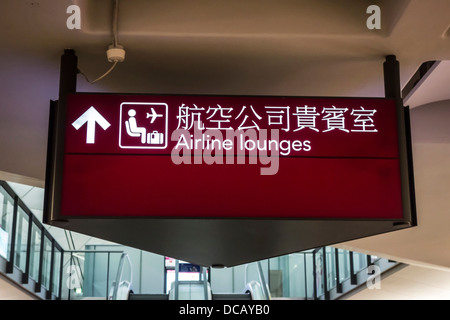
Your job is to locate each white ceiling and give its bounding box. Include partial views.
[403,60,450,109]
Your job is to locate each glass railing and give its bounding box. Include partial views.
[267,247,398,300]
[0,181,64,299]
[62,250,126,300]
[0,180,133,301]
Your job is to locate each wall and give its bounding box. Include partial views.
[336,99,450,270]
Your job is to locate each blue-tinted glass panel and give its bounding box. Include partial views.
[14,207,29,272]
[326,247,337,290]
[53,248,61,296]
[353,252,368,272]
[42,235,52,289]
[29,222,41,281]
[337,249,351,282]
[315,248,325,297]
[0,186,14,261]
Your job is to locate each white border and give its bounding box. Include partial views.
[119,102,168,149]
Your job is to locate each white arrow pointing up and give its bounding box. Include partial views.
[72,106,111,144]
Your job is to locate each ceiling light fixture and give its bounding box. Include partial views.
[78,0,125,84]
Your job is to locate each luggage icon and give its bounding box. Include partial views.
[148,131,164,145]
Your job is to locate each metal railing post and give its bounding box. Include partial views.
[68,252,73,300]
[47,239,55,299]
[174,259,179,300]
[58,249,64,299]
[202,267,209,300]
[257,261,270,300]
[106,252,111,300]
[335,248,343,294]
[22,212,32,284]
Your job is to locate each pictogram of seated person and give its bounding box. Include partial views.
[125,109,147,144]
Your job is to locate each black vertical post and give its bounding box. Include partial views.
[208,266,211,283]
[383,55,416,226]
[68,252,73,300]
[6,196,18,274]
[22,213,33,284]
[47,239,55,299]
[35,225,44,293]
[106,252,111,299]
[323,248,329,300]
[367,254,373,267]
[349,251,357,285]
[383,55,401,100]
[43,49,78,225]
[58,249,64,299]
[312,251,317,300]
[404,106,417,227]
[335,248,342,294]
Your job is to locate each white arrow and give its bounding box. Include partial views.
[72,106,111,144]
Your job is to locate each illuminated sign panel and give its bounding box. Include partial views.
[60,93,403,219]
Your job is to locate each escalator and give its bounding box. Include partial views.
[98,248,401,301]
[128,293,169,300]
[127,284,258,300]
[212,293,252,300]
[212,280,267,300]
[127,282,262,300]
[127,285,253,300]
[111,257,270,300]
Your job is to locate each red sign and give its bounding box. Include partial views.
[60,93,403,219]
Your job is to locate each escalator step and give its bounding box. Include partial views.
[128,293,169,300]
[212,293,252,300]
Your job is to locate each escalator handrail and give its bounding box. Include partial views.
[201,266,210,300]
[244,262,271,300]
[245,280,266,300]
[111,253,133,300]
